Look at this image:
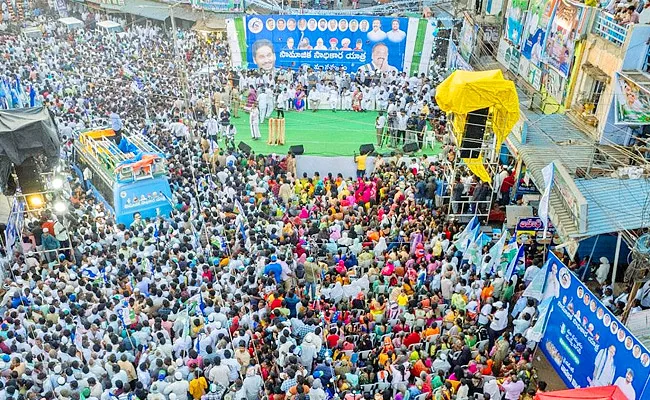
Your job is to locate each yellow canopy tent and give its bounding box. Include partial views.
[435,70,519,183]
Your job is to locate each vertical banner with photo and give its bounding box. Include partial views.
[543,67,566,103]
[505,0,529,45]
[245,15,409,71]
[521,0,557,66]
[518,57,542,90]
[496,37,521,74]
[459,15,479,63]
[544,0,581,77]
[540,253,650,399]
[614,73,650,125]
[447,41,473,72]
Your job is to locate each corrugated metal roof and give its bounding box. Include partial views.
[121,0,170,20]
[574,178,650,237]
[508,108,650,240]
[171,5,203,21]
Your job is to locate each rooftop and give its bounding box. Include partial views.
[507,104,650,242]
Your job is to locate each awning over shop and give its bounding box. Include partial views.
[192,15,226,31]
[581,62,611,83]
[121,0,170,21]
[171,5,203,22]
[100,3,124,12]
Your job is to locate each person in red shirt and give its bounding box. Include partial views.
[403,327,422,347]
[500,171,515,206]
[327,328,340,348]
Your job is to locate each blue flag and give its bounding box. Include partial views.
[505,244,525,281]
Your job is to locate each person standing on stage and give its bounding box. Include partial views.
[375,111,386,147]
[275,89,285,119]
[250,103,261,140]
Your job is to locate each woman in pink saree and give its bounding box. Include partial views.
[246,85,257,108]
[294,84,306,112]
[352,87,363,112]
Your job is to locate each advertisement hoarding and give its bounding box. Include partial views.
[614,72,650,125]
[540,253,650,399]
[505,0,529,45]
[447,41,473,72]
[245,15,409,71]
[459,14,479,63]
[544,0,582,77]
[521,0,557,66]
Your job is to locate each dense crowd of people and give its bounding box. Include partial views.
[0,7,617,400]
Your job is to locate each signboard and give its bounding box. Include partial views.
[192,0,233,10]
[459,14,479,63]
[505,0,529,45]
[516,216,556,233]
[245,15,410,71]
[521,0,557,66]
[552,162,587,234]
[447,41,473,72]
[614,73,650,125]
[481,25,500,50]
[540,253,650,399]
[544,0,582,77]
[515,216,556,244]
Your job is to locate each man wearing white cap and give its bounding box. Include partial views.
[488,300,509,347]
[164,372,189,400]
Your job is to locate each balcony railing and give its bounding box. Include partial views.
[592,11,629,46]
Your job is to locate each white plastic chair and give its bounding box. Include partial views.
[423,130,436,149]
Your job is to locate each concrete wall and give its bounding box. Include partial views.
[571,35,625,141]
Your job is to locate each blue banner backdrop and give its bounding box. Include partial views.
[539,253,650,400]
[245,15,408,71]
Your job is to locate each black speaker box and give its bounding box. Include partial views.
[359,144,375,155]
[289,145,304,155]
[403,143,419,153]
[238,141,252,154]
[460,107,489,159]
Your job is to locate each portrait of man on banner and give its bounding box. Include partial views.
[544,0,581,77]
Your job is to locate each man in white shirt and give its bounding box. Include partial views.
[523,260,541,285]
[614,369,636,400]
[375,112,386,146]
[591,345,617,387]
[488,301,508,345]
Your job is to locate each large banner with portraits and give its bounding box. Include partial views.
[539,253,650,399]
[505,0,529,45]
[614,73,650,125]
[245,15,409,72]
[543,0,581,77]
[521,0,557,66]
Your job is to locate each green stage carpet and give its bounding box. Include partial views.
[230,110,442,157]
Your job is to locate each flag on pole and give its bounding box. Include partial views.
[199,291,206,316]
[453,216,480,253]
[539,162,554,239]
[486,231,507,275]
[505,244,525,281]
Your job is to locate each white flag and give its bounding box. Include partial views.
[539,163,554,239]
